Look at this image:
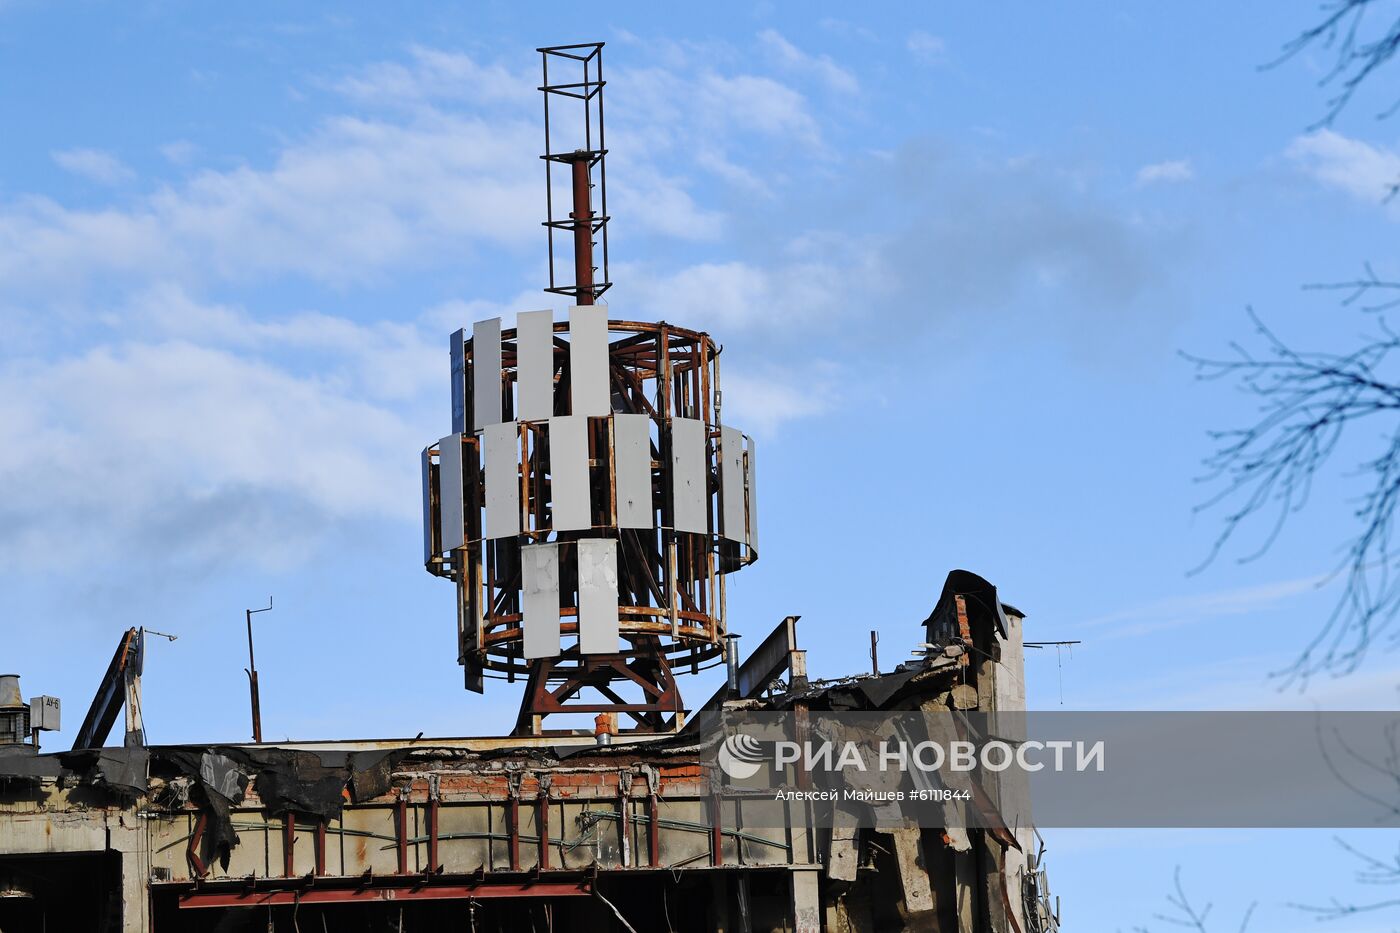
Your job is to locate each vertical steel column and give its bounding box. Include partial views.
[570,156,595,304]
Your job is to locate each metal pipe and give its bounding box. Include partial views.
[725,634,742,695]
[569,155,594,304]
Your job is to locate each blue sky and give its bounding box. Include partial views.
[4,2,1400,928]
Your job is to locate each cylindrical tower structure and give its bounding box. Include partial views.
[422,311,758,733]
[420,42,758,735]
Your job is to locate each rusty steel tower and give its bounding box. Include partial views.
[421,43,759,736]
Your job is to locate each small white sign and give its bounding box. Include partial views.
[30,696,60,731]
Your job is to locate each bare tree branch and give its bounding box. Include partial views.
[1186,300,1400,680]
[1268,0,1400,126]
[1290,838,1400,918]
[1131,868,1256,933]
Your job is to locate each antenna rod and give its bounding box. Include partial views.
[245,597,272,742]
[568,154,595,304]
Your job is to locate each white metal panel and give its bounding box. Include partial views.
[438,434,466,552]
[450,328,467,434]
[517,310,555,421]
[483,421,520,540]
[614,413,653,529]
[670,417,709,535]
[421,445,436,562]
[522,544,561,659]
[549,415,591,532]
[719,425,745,543]
[744,435,758,550]
[568,305,609,416]
[577,538,619,654]
[473,317,503,429]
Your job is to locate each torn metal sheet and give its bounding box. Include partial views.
[522,543,562,660]
[613,413,653,529]
[483,421,521,540]
[577,538,619,654]
[472,317,503,429]
[517,309,555,421]
[549,415,591,532]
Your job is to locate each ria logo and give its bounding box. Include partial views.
[718,733,765,780]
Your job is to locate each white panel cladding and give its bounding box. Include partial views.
[517,309,555,421]
[472,317,503,430]
[483,421,521,540]
[719,425,745,543]
[437,434,466,552]
[670,417,709,534]
[550,416,592,532]
[522,543,562,659]
[578,538,619,654]
[744,435,758,550]
[569,305,610,416]
[614,414,653,529]
[450,328,467,435]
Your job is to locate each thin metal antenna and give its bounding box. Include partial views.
[244,597,273,742]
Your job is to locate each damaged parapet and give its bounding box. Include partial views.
[0,569,1053,932]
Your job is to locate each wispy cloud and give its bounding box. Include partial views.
[51,147,134,185]
[907,31,946,63]
[1136,158,1194,185]
[1078,574,1329,640]
[1288,129,1400,211]
[758,29,859,94]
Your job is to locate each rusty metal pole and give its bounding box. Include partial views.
[568,155,595,305]
[245,598,272,743]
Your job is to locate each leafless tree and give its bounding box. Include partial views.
[1186,304,1400,681]
[1268,0,1400,128]
[1193,1,1400,681]
[1126,868,1255,933]
[1290,837,1400,919]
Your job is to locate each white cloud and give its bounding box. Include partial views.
[1135,159,1194,185]
[907,31,946,62]
[0,329,428,571]
[1287,128,1400,209]
[3,113,543,292]
[758,29,859,94]
[332,45,532,110]
[159,140,198,165]
[51,147,134,185]
[723,363,840,435]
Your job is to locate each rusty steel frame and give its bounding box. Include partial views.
[513,644,683,735]
[428,321,756,697]
[540,42,610,304]
[169,876,593,908]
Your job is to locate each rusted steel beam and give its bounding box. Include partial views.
[647,791,660,868]
[186,812,209,879]
[710,793,724,867]
[174,880,592,908]
[427,794,441,873]
[396,794,409,875]
[538,792,551,871]
[509,795,522,871]
[569,156,594,305]
[282,813,296,877]
[314,819,327,876]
